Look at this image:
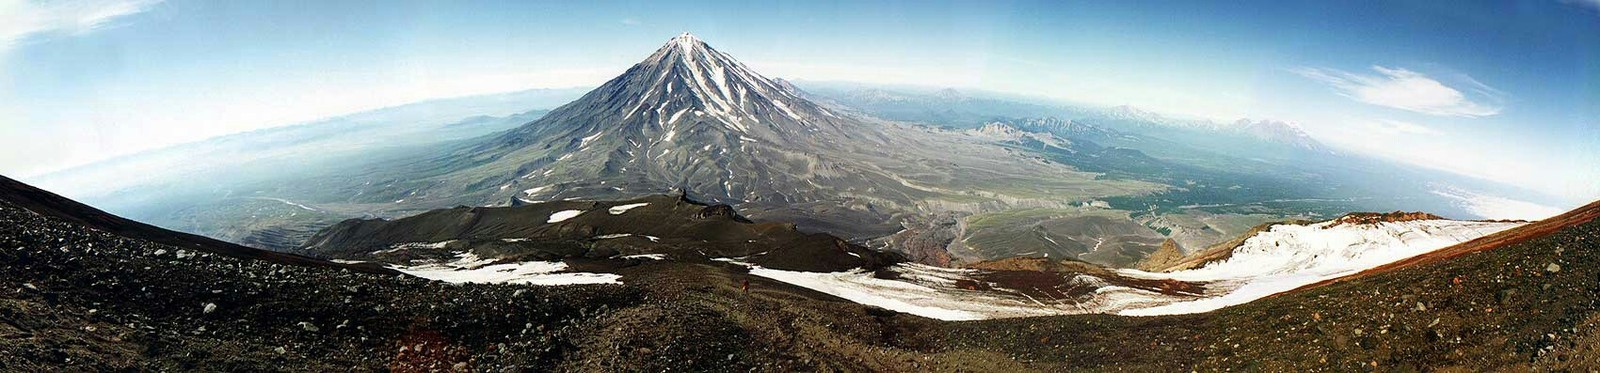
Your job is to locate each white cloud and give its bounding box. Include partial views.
[620,17,641,26]
[1561,0,1600,13]
[0,0,161,53]
[1367,119,1440,136]
[1294,66,1503,117]
[1431,187,1564,221]
[3,65,618,178]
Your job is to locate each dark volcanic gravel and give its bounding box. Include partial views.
[0,199,642,371]
[0,197,945,371]
[6,189,1600,371]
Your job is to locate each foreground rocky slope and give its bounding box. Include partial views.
[0,175,392,275]
[4,174,1597,371]
[0,182,954,371]
[940,200,1600,370]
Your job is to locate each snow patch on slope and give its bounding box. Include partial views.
[608,203,649,215]
[392,252,621,286]
[547,209,584,223]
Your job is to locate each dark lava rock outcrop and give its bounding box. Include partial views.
[300,194,900,272]
[0,175,392,275]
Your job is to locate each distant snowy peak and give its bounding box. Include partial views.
[1232,118,1332,154]
[933,88,968,102]
[1100,105,1219,130]
[1094,108,1333,154]
[1104,105,1170,124]
[1005,117,1118,139]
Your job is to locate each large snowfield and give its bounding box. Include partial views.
[733,218,1524,321]
[1115,219,1522,315]
[720,259,1188,320]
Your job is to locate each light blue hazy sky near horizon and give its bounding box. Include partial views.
[1,0,1597,203]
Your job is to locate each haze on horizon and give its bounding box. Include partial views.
[2,0,1596,206]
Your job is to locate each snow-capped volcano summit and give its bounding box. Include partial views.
[364,34,1124,240]
[385,33,919,235]
[464,33,880,211]
[628,32,827,127]
[499,33,845,148]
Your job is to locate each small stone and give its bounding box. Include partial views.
[298,321,320,332]
[274,346,287,354]
[1497,289,1518,305]
[1546,263,1561,273]
[452,362,469,371]
[203,303,218,314]
[1414,302,1427,311]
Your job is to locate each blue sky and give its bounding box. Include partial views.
[2,0,1597,202]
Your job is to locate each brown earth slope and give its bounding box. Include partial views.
[1133,238,1184,272]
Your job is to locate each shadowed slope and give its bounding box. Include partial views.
[0,175,396,275]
